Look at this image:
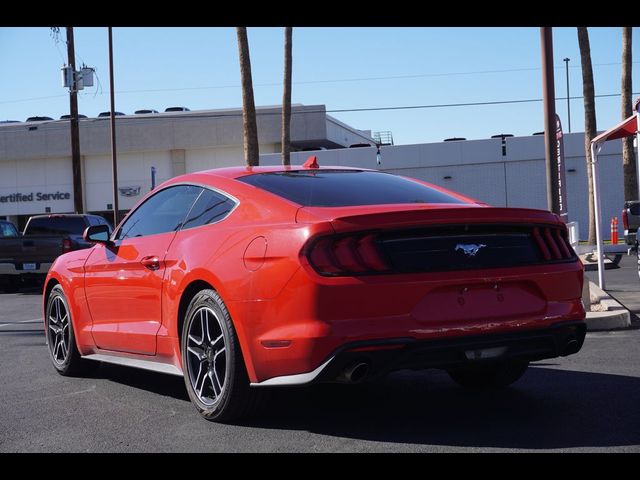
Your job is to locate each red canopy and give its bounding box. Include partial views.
[589,111,639,290]
[592,114,638,145]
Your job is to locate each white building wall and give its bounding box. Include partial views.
[185,143,280,172]
[0,104,374,221]
[0,157,74,216]
[84,151,172,212]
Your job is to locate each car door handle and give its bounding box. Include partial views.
[140,256,161,271]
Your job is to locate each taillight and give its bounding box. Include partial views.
[622,209,629,230]
[532,226,574,261]
[62,238,72,253]
[307,233,389,276]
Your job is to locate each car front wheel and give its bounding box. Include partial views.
[45,285,99,376]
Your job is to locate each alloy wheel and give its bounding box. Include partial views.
[186,307,228,406]
[47,295,70,365]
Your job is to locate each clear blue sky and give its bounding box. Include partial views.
[0,27,637,145]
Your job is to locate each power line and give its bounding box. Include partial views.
[0,94,68,105]
[324,92,640,114]
[3,61,637,106]
[99,61,640,94]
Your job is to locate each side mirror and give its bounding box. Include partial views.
[83,225,112,245]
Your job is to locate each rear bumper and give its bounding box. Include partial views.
[0,262,53,275]
[624,231,637,246]
[240,259,585,384]
[251,321,586,386]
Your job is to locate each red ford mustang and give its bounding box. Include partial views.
[43,159,586,421]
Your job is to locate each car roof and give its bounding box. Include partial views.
[28,214,96,219]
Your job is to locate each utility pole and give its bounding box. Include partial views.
[66,27,84,214]
[108,27,119,227]
[540,27,561,215]
[563,57,571,132]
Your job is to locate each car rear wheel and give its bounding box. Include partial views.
[46,285,99,376]
[181,289,266,422]
[447,360,529,389]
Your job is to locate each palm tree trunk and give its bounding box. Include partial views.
[577,27,597,245]
[622,27,637,201]
[282,27,293,166]
[236,27,259,167]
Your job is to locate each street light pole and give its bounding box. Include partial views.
[540,27,561,215]
[563,57,571,132]
[66,27,84,214]
[108,27,119,227]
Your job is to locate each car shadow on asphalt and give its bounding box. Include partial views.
[88,363,190,402]
[0,329,44,336]
[241,366,640,450]
[89,362,640,450]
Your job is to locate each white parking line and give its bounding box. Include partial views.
[0,318,43,328]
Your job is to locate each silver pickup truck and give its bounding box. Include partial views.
[622,200,640,280]
[622,200,640,247]
[0,214,112,292]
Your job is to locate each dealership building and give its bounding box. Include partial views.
[0,104,374,229]
[0,103,633,240]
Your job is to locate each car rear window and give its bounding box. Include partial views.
[238,170,467,207]
[25,216,87,235]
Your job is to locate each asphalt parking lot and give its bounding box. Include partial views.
[1,270,639,453]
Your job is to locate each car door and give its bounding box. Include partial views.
[84,185,203,355]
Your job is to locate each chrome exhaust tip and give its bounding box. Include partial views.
[337,362,370,383]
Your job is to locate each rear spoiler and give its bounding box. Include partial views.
[297,205,563,232]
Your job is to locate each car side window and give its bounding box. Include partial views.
[1,222,18,237]
[181,188,236,230]
[115,185,203,240]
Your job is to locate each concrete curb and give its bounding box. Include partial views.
[586,310,631,331]
[585,281,632,331]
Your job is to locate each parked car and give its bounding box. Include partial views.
[43,162,586,422]
[0,220,21,292]
[0,220,18,238]
[622,200,640,247]
[0,214,112,291]
[622,200,640,279]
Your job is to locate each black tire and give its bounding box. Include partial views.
[447,360,529,389]
[45,285,99,376]
[181,289,266,422]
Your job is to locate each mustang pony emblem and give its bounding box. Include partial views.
[455,243,487,257]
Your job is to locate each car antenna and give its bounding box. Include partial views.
[303,155,319,169]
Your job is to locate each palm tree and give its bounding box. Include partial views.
[282,27,293,166]
[577,27,597,245]
[621,27,637,201]
[236,27,259,167]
